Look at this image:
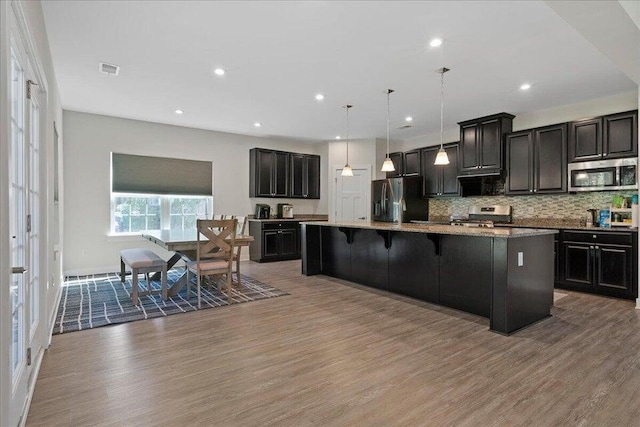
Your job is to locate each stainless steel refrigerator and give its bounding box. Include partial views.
[372,176,428,223]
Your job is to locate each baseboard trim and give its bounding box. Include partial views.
[18,347,45,427]
[47,283,64,348]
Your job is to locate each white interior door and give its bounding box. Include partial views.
[334,167,371,222]
[8,8,44,424]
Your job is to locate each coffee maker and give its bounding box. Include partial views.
[255,204,271,219]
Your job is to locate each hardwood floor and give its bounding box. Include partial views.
[28,260,640,426]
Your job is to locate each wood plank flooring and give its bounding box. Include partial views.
[27,260,640,426]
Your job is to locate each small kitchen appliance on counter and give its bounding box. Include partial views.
[255,204,271,219]
[277,203,294,219]
[450,205,512,228]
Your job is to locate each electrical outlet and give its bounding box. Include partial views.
[447,206,453,215]
[518,252,524,266]
[527,207,534,215]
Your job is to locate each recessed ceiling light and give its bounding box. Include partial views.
[520,83,532,90]
[315,94,325,101]
[175,109,184,115]
[254,122,262,127]
[335,136,341,140]
[214,68,225,76]
[429,38,443,47]
[405,116,413,122]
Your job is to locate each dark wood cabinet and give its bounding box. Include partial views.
[569,111,637,162]
[350,229,388,290]
[250,148,290,197]
[420,143,460,197]
[403,149,421,176]
[249,220,300,262]
[458,113,514,175]
[505,123,567,195]
[387,231,439,303]
[557,230,637,299]
[290,153,320,199]
[603,110,638,159]
[386,152,404,178]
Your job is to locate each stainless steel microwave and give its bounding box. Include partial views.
[568,158,637,192]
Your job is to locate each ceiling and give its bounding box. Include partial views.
[42,1,638,143]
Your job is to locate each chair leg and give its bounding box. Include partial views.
[120,258,125,283]
[146,273,151,294]
[161,265,167,300]
[186,268,191,299]
[132,268,139,305]
[197,272,201,309]
[226,272,232,304]
[235,257,241,288]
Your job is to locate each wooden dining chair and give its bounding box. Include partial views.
[231,216,248,287]
[186,218,237,308]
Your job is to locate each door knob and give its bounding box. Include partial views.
[12,266,26,274]
[358,217,366,220]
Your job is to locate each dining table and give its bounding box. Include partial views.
[142,229,254,297]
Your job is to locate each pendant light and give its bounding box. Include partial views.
[341,104,354,177]
[381,89,396,172]
[434,67,451,166]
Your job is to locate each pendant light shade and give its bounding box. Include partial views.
[381,89,395,172]
[341,104,354,177]
[434,67,450,166]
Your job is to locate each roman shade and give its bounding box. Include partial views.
[112,153,212,196]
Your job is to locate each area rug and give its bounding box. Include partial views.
[54,270,288,334]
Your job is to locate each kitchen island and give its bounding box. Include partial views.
[301,221,558,335]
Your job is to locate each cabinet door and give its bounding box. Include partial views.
[596,245,632,292]
[273,152,289,197]
[505,131,533,195]
[279,229,298,257]
[290,154,305,198]
[305,155,321,199]
[460,123,479,171]
[420,148,440,196]
[441,144,460,196]
[256,150,274,197]
[563,243,593,287]
[535,124,567,194]
[603,110,638,159]
[403,150,421,176]
[386,152,404,178]
[479,119,502,170]
[569,118,602,162]
[262,230,281,259]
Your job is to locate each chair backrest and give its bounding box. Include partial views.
[196,219,237,263]
[235,216,248,236]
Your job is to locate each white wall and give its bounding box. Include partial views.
[63,111,328,275]
[401,90,639,152]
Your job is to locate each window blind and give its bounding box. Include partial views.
[111,153,212,196]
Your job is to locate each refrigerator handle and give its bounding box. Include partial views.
[382,182,387,215]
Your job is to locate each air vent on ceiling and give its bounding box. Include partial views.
[99,62,120,76]
[396,125,412,130]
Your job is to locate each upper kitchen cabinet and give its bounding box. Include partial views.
[458,113,514,176]
[403,149,421,176]
[421,143,460,197]
[290,153,321,199]
[568,110,638,162]
[505,123,567,195]
[385,152,404,178]
[249,148,290,198]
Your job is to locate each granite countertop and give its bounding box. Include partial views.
[301,221,558,239]
[249,215,328,223]
[429,216,637,233]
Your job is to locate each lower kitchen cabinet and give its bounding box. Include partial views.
[249,221,300,262]
[557,230,637,299]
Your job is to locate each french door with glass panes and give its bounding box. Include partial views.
[8,9,44,425]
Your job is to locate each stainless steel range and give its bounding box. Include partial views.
[451,205,512,228]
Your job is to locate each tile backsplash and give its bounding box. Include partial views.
[429,191,637,220]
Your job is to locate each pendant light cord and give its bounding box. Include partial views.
[346,106,350,164]
[386,90,390,157]
[440,71,444,149]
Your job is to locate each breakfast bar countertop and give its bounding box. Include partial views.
[250,215,329,223]
[300,220,558,238]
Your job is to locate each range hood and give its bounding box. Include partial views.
[458,174,505,197]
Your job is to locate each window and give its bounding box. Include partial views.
[111,194,212,234]
[110,153,213,234]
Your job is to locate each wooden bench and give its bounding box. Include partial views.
[120,248,168,305]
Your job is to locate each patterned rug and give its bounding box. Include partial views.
[54,270,288,334]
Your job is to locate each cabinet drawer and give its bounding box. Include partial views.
[262,221,298,230]
[562,231,633,246]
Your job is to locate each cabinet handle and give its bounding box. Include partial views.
[603,153,607,157]
[529,189,533,193]
[11,266,26,275]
